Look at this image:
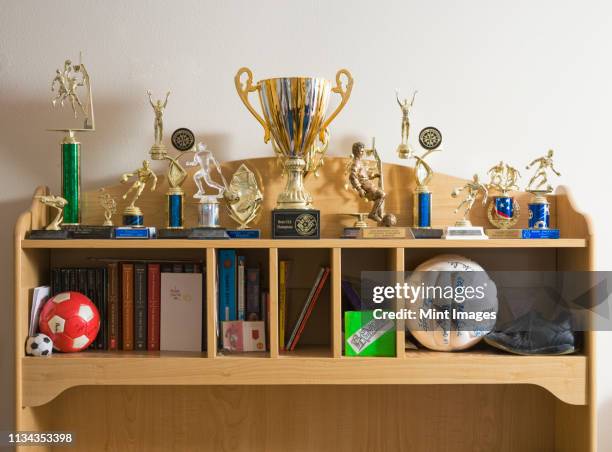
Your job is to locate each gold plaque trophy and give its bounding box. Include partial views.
[47,54,95,230]
[224,164,264,238]
[115,160,158,239]
[235,67,353,239]
[343,138,401,239]
[445,174,489,240]
[28,195,69,239]
[524,149,561,238]
[484,161,523,238]
[411,127,444,238]
[396,89,417,159]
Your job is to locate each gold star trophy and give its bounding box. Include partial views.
[445,174,489,240]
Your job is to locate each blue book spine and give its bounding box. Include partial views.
[218,250,237,323]
[521,229,560,239]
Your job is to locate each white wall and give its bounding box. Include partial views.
[1,0,611,448]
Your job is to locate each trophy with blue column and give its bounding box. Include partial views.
[411,127,444,238]
[48,54,95,227]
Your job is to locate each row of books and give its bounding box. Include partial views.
[50,262,205,352]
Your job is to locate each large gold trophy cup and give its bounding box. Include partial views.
[235,67,353,238]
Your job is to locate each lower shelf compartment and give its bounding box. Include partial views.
[21,349,587,407]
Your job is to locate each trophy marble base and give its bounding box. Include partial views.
[227,229,261,239]
[114,227,156,239]
[66,225,114,239]
[410,227,444,239]
[158,228,191,239]
[272,210,320,239]
[444,226,488,240]
[28,229,70,239]
[189,227,229,240]
[486,228,560,239]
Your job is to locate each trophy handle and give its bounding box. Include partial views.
[319,69,354,142]
[234,67,271,143]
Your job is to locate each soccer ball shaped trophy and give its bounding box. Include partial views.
[38,291,100,352]
[25,333,53,356]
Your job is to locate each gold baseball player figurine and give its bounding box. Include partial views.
[120,160,158,225]
[525,149,561,193]
[147,90,171,159]
[452,174,489,227]
[348,140,396,227]
[36,195,68,231]
[396,89,417,159]
[98,188,117,226]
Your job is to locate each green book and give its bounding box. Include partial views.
[344,311,395,357]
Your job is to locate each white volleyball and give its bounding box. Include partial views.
[406,254,498,351]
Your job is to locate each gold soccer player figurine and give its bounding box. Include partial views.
[395,89,418,159]
[525,149,561,193]
[348,140,396,227]
[452,174,489,227]
[35,195,68,231]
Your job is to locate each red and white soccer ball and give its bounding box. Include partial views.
[39,291,100,352]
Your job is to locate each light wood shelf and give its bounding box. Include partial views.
[20,349,587,407]
[21,238,587,249]
[14,159,596,451]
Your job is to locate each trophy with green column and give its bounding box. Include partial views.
[48,54,95,227]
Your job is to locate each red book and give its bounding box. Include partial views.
[147,263,161,351]
[289,267,330,351]
[121,263,134,351]
[107,262,119,351]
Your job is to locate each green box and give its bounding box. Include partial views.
[344,311,396,357]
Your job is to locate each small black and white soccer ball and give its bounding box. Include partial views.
[25,333,53,356]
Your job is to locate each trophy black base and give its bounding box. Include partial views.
[341,227,361,239]
[158,228,192,239]
[272,209,320,239]
[227,229,261,239]
[28,229,70,240]
[189,227,229,240]
[114,227,156,239]
[411,227,444,239]
[123,214,144,226]
[67,225,114,239]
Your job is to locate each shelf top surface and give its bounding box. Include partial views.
[21,238,587,249]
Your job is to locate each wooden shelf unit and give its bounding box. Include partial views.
[14,158,596,452]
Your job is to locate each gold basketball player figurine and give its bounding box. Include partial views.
[147,90,171,159]
[98,188,117,227]
[120,160,158,226]
[525,149,560,193]
[35,195,68,231]
[452,174,489,226]
[347,139,397,227]
[396,89,418,159]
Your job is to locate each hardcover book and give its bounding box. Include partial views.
[121,263,134,351]
[107,262,119,351]
[218,250,237,323]
[160,272,203,352]
[246,267,260,320]
[237,256,246,320]
[147,263,161,351]
[134,263,147,351]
